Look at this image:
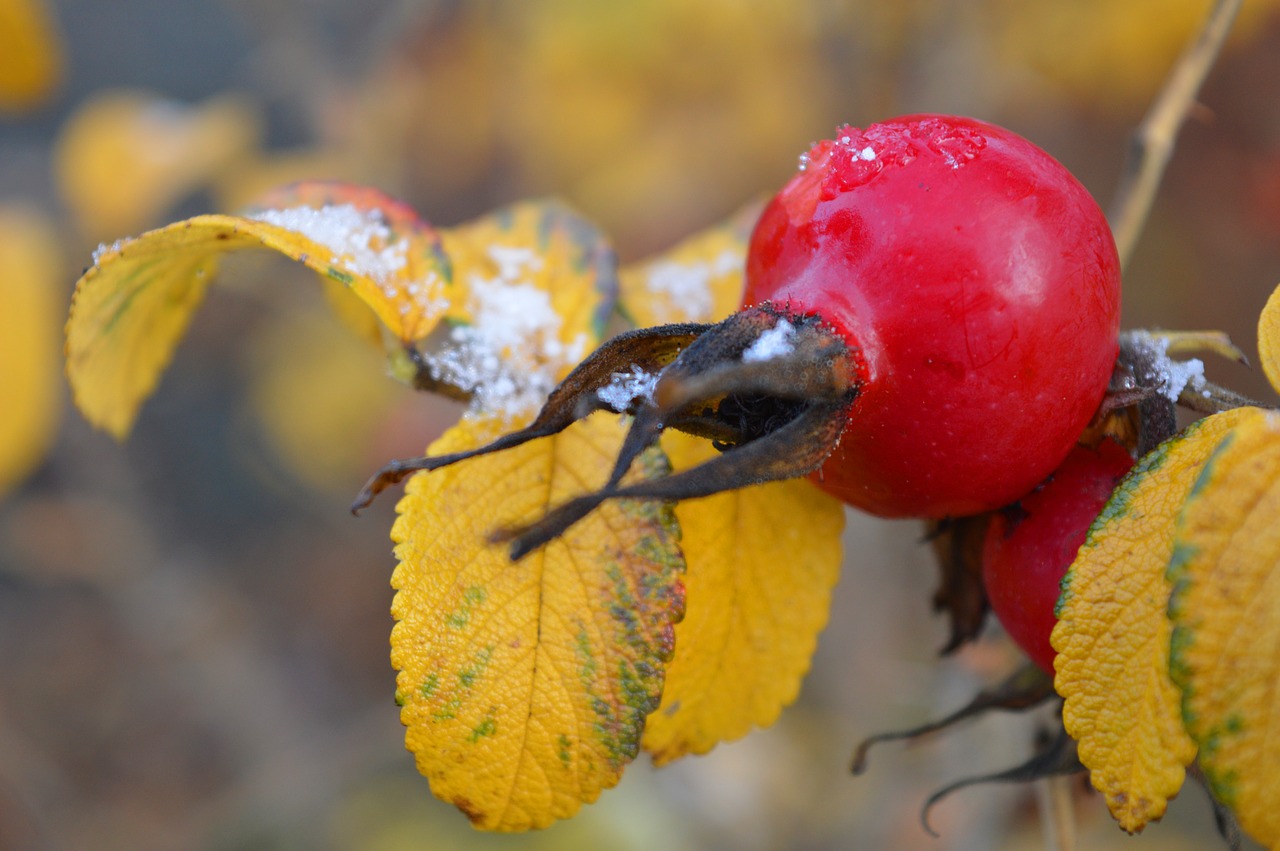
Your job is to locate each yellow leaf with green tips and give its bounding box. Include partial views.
[1169,408,1280,849]
[390,413,683,830]
[1052,407,1257,832]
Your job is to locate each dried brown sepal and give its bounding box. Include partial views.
[496,306,861,558]
[851,662,1055,776]
[920,722,1083,838]
[351,323,709,513]
[357,305,861,559]
[497,394,852,559]
[927,515,992,655]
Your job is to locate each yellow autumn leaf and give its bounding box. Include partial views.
[442,200,615,342]
[55,91,261,238]
[1257,283,1280,396]
[430,200,616,420]
[1168,408,1280,849]
[0,206,61,495]
[617,201,760,327]
[65,182,453,439]
[641,432,843,765]
[389,413,684,831]
[1052,407,1258,832]
[0,0,62,112]
[618,203,757,325]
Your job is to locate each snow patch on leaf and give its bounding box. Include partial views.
[425,244,589,420]
[642,250,739,323]
[250,204,409,279]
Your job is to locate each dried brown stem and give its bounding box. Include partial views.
[1107,0,1242,270]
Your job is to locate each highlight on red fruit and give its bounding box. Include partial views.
[981,438,1136,673]
[744,114,1122,518]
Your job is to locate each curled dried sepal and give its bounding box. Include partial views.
[920,724,1083,838]
[357,305,862,557]
[851,662,1055,775]
[351,322,708,512]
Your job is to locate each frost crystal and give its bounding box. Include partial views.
[424,244,587,420]
[250,204,409,283]
[92,239,126,265]
[742,318,796,363]
[597,366,658,413]
[1130,332,1206,402]
[644,249,739,323]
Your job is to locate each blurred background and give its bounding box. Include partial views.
[2,1,1280,848]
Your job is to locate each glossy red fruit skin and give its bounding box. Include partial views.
[982,438,1134,673]
[743,115,1122,517]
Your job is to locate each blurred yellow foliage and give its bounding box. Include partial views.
[991,0,1280,110]
[55,91,261,238]
[0,0,61,111]
[245,309,405,494]
[0,206,61,495]
[356,0,842,253]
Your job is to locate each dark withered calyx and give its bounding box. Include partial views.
[352,304,862,558]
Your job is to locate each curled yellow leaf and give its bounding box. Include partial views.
[1052,407,1257,832]
[65,183,452,438]
[0,206,61,494]
[641,432,843,765]
[617,201,760,326]
[1169,408,1280,848]
[1257,283,1280,396]
[390,413,684,830]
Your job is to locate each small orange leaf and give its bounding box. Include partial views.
[1052,407,1257,832]
[0,206,62,495]
[0,0,62,112]
[1257,283,1280,395]
[617,201,760,327]
[1169,408,1280,848]
[390,413,683,831]
[641,432,843,765]
[65,183,452,438]
[428,200,616,420]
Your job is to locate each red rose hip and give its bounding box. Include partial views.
[744,115,1122,517]
[981,438,1135,672]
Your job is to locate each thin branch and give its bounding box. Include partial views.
[1107,0,1242,270]
[1035,775,1077,851]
